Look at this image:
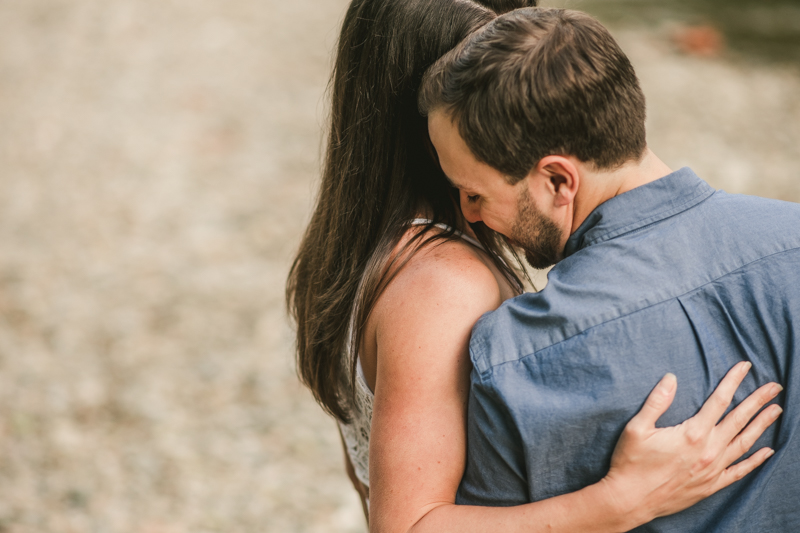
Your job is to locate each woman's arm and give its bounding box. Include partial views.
[368,240,500,533]
[367,241,780,533]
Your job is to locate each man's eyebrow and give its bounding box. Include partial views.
[439,168,468,191]
[441,173,460,189]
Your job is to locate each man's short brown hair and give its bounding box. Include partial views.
[419,7,647,182]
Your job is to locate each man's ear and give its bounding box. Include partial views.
[534,156,580,208]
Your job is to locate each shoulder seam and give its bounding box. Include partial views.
[475,243,800,378]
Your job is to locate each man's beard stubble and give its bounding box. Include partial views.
[511,189,563,270]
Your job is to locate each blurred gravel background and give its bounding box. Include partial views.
[0,0,797,532]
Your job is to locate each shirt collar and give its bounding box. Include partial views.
[563,167,715,258]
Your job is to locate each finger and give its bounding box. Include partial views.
[694,361,752,427]
[717,382,783,443]
[715,447,775,491]
[627,373,678,430]
[721,403,783,467]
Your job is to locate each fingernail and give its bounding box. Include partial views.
[771,405,783,418]
[741,361,753,373]
[660,373,677,395]
[771,383,784,395]
[766,449,776,459]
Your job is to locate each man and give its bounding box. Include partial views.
[419,7,799,532]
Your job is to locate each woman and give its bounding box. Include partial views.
[286,0,781,531]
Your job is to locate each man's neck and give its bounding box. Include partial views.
[571,149,672,235]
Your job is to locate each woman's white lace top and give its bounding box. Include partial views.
[337,359,374,487]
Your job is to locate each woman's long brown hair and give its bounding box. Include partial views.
[287,0,537,423]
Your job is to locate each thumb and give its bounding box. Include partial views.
[630,373,678,429]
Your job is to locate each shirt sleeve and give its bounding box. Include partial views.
[456,367,529,507]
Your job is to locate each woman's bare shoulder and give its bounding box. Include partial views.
[360,232,502,390]
[376,233,503,325]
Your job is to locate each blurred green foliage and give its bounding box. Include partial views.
[545,0,800,64]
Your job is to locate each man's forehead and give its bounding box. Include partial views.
[428,109,454,144]
[428,111,470,174]
[427,112,457,178]
[429,111,502,190]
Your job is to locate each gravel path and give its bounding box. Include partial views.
[0,1,797,532]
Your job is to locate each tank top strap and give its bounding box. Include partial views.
[408,218,484,251]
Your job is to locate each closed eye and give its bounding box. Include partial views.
[466,194,480,203]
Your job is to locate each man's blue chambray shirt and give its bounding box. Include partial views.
[456,168,800,532]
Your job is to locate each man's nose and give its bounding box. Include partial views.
[460,191,482,223]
